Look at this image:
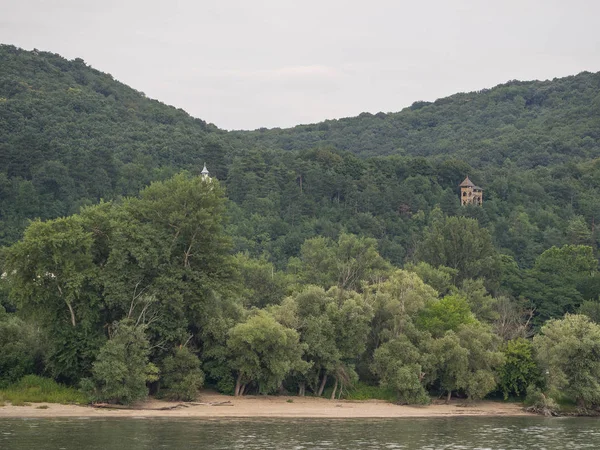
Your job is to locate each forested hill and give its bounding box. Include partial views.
[234,71,600,166]
[2,44,600,271]
[0,44,233,242]
[3,45,600,409]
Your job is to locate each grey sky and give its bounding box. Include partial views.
[2,0,600,130]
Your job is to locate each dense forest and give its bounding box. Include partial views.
[1,44,600,411]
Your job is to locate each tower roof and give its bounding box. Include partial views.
[201,163,209,175]
[459,176,475,187]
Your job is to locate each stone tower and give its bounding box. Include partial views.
[459,176,483,206]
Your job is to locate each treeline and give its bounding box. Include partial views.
[233,71,600,166]
[1,174,600,411]
[1,45,600,409]
[1,45,600,267]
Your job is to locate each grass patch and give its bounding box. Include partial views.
[0,375,89,405]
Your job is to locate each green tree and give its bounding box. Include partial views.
[233,253,290,308]
[533,314,600,409]
[498,338,540,399]
[416,214,501,286]
[298,233,389,291]
[417,294,476,338]
[227,311,309,396]
[82,320,158,404]
[0,315,45,387]
[459,278,498,323]
[372,331,432,404]
[368,269,438,347]
[525,245,598,322]
[160,347,205,401]
[273,286,373,397]
[432,322,504,401]
[405,262,457,297]
[456,323,504,400]
[3,215,104,381]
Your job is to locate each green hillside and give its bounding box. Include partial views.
[235,71,600,167]
[0,44,230,243]
[2,45,600,270]
[2,45,600,409]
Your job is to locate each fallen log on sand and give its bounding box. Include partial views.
[92,400,233,410]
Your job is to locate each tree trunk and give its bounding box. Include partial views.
[239,384,246,396]
[298,381,305,397]
[446,390,452,404]
[317,374,328,396]
[234,373,242,397]
[330,377,338,400]
[66,301,76,327]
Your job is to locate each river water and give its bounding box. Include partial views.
[1,416,599,449]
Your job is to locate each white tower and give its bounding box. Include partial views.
[201,163,210,181]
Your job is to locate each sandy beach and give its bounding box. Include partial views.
[0,391,531,419]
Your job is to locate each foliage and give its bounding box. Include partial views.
[372,331,433,404]
[579,300,600,324]
[498,338,540,399]
[368,269,438,348]
[295,234,389,291]
[227,311,309,395]
[341,381,397,401]
[278,285,373,396]
[416,214,501,287]
[520,245,598,323]
[405,262,457,297]
[234,253,291,308]
[431,322,505,401]
[533,314,600,409]
[455,323,505,400]
[0,315,45,388]
[2,45,600,408]
[82,320,157,405]
[417,294,475,338]
[160,347,205,401]
[3,172,233,383]
[0,375,88,404]
[524,385,559,416]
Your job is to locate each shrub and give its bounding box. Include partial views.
[160,347,204,401]
[524,385,559,416]
[0,375,88,404]
[82,320,157,405]
[0,316,45,388]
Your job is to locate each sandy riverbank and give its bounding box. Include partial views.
[0,391,531,419]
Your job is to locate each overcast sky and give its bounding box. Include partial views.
[1,0,600,130]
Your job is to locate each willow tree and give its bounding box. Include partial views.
[534,314,600,409]
[227,311,309,396]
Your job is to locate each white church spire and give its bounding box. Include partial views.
[201,163,210,181]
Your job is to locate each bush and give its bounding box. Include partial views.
[0,316,46,388]
[159,347,204,401]
[392,365,430,405]
[524,385,559,416]
[342,382,397,402]
[0,375,88,404]
[82,320,158,405]
[498,338,541,399]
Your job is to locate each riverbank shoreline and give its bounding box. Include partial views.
[0,391,532,419]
